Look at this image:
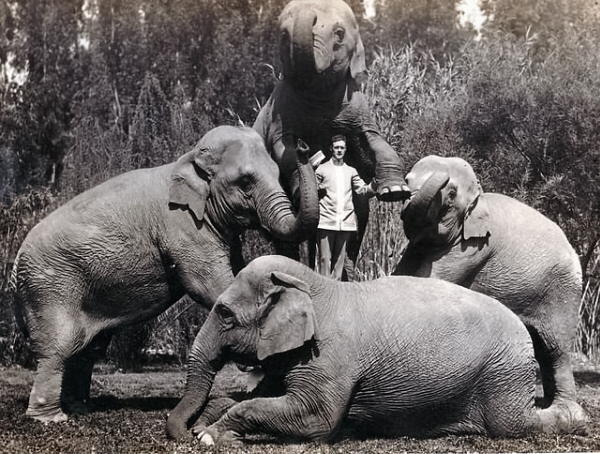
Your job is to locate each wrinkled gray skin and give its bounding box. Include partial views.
[394,155,587,433]
[14,126,318,423]
[253,0,409,271]
[166,255,576,444]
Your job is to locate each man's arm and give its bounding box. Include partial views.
[351,169,376,197]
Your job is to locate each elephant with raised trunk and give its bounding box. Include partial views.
[394,155,587,433]
[14,126,318,423]
[167,255,575,444]
[254,0,410,270]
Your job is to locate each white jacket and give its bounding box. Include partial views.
[315,160,371,231]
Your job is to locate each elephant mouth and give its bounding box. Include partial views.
[294,67,346,94]
[401,203,430,241]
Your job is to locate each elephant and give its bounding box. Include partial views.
[13,126,318,423]
[253,0,410,273]
[166,254,578,443]
[394,155,587,432]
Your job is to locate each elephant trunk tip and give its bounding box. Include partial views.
[166,414,190,441]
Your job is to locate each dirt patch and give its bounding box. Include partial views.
[1,363,600,453]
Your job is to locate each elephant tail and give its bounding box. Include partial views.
[534,400,589,435]
[9,250,29,338]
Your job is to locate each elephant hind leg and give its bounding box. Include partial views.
[525,321,588,434]
[525,322,577,403]
[27,305,99,422]
[27,354,69,422]
[61,331,113,414]
[476,357,538,437]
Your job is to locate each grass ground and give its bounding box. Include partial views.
[2,360,600,453]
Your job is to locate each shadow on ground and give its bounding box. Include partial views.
[575,370,600,386]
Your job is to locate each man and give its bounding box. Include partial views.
[316,135,375,280]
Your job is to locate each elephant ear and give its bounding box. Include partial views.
[256,271,317,361]
[463,190,491,241]
[350,34,367,85]
[168,146,218,222]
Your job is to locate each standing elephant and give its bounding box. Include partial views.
[13,126,318,423]
[394,155,587,431]
[253,0,410,271]
[167,255,573,443]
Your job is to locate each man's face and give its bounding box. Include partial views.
[331,139,346,161]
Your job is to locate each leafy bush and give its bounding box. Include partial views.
[359,29,600,355]
[1,2,599,366]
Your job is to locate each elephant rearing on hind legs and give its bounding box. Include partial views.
[254,0,410,272]
[13,126,318,423]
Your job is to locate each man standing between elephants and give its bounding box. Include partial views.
[316,134,375,279]
[252,0,410,273]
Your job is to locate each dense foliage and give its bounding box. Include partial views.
[0,0,599,365]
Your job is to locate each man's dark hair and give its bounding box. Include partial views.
[331,134,346,145]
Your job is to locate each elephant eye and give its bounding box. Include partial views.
[216,304,236,326]
[238,175,254,195]
[334,27,345,42]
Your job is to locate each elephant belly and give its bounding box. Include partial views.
[85,278,179,324]
[345,386,485,437]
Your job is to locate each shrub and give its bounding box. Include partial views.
[359,29,600,356]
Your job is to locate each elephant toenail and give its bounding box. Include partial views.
[199,432,215,445]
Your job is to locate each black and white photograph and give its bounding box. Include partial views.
[0,0,599,452]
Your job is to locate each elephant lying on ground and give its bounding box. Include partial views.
[13,126,318,423]
[394,155,587,432]
[254,0,410,270]
[167,255,570,443]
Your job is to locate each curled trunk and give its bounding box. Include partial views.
[166,313,223,440]
[402,171,449,239]
[258,142,319,241]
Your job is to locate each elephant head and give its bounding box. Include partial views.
[279,0,366,89]
[166,260,317,439]
[168,126,318,241]
[401,156,490,246]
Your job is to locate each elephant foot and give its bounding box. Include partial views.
[190,397,237,433]
[26,407,69,424]
[374,163,411,202]
[377,185,411,202]
[536,398,589,435]
[196,426,243,447]
[63,398,90,415]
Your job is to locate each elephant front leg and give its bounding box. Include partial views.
[196,394,340,445]
[364,131,410,202]
[190,397,238,436]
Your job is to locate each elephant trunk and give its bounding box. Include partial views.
[291,8,317,80]
[258,143,319,240]
[166,313,223,440]
[402,171,449,239]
